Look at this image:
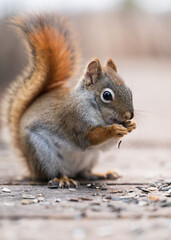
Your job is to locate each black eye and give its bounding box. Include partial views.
[101,88,115,103]
[103,91,112,101]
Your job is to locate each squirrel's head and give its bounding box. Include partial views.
[82,58,134,125]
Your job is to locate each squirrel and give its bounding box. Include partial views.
[1,13,136,188]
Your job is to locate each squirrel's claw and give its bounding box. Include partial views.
[109,124,128,137]
[48,176,79,189]
[124,120,137,133]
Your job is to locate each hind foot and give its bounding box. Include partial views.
[82,170,121,181]
[48,176,79,189]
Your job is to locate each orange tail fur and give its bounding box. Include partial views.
[1,13,79,147]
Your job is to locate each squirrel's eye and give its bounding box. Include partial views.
[101,88,114,103]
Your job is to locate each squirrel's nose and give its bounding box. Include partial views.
[123,111,134,120]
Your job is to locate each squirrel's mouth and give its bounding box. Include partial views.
[115,120,125,126]
[109,117,125,126]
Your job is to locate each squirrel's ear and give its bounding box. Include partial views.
[85,58,102,86]
[106,59,117,72]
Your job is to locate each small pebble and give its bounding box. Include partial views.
[2,188,11,193]
[55,198,61,202]
[159,186,171,191]
[124,198,138,204]
[21,199,38,205]
[107,204,122,212]
[165,194,171,197]
[120,196,134,200]
[22,194,35,199]
[127,190,134,193]
[128,193,138,198]
[90,202,101,206]
[138,200,148,206]
[32,199,38,204]
[160,201,171,207]
[105,195,112,200]
[139,194,147,197]
[165,179,171,185]
[87,183,96,188]
[109,190,123,194]
[102,198,110,202]
[91,193,99,196]
[79,197,93,201]
[38,197,44,202]
[112,196,122,201]
[91,205,101,212]
[149,183,157,187]
[100,186,107,190]
[21,199,32,205]
[69,188,76,192]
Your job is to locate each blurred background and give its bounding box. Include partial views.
[0,0,171,144]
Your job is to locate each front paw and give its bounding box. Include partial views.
[108,124,128,138]
[124,120,136,133]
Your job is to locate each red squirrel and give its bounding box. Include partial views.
[1,13,136,188]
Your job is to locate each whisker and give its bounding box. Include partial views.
[134,110,156,130]
[135,110,154,116]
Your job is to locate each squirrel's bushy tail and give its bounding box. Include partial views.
[1,13,79,148]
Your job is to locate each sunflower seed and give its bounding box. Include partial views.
[136,187,150,193]
[68,198,81,202]
[148,195,159,202]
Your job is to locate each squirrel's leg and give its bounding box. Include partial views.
[21,128,61,180]
[86,124,128,146]
[48,176,79,189]
[82,124,127,180]
[20,129,64,179]
[78,170,121,181]
[21,127,80,187]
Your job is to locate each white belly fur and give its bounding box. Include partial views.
[57,137,119,177]
[32,129,119,178]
